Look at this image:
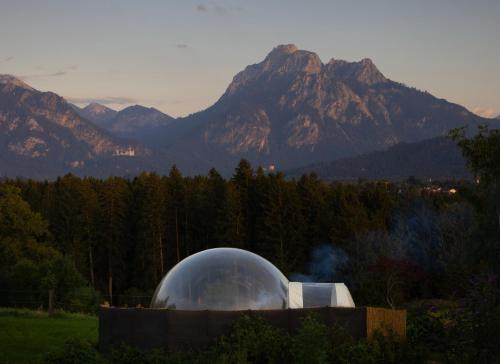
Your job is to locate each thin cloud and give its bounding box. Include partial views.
[67,96,139,106]
[176,43,189,49]
[195,2,241,14]
[214,4,227,14]
[196,4,208,12]
[472,107,500,119]
[2,56,14,62]
[20,65,79,80]
[49,71,67,77]
[158,99,184,105]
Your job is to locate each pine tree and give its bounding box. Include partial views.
[97,177,129,304]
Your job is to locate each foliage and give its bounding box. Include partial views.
[214,315,289,363]
[290,314,329,363]
[450,126,500,184]
[43,339,103,364]
[2,162,459,305]
[38,314,428,364]
[1,142,499,361]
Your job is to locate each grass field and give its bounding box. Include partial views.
[0,308,98,364]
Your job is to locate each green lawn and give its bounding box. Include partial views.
[0,308,98,364]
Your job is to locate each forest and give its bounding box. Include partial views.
[0,127,499,362]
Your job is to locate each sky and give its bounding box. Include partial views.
[0,0,499,118]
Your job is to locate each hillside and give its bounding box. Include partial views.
[286,137,470,181]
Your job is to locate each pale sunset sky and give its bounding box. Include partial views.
[1,0,499,118]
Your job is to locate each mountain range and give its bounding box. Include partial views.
[72,103,174,147]
[1,44,498,179]
[0,75,156,179]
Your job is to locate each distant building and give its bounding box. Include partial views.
[113,146,135,157]
[69,160,84,168]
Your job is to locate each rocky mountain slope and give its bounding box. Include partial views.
[286,137,470,181]
[164,44,493,175]
[0,75,151,179]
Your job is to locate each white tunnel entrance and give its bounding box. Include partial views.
[288,282,355,309]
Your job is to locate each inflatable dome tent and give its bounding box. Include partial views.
[151,248,355,310]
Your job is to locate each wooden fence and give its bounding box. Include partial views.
[99,306,406,352]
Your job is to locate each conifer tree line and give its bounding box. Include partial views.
[0,159,468,305]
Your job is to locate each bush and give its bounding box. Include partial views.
[106,344,149,364]
[214,315,289,363]
[67,286,101,313]
[44,339,103,364]
[44,314,428,364]
[291,314,330,364]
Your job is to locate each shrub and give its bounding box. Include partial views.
[213,315,289,363]
[291,314,330,364]
[45,314,429,364]
[106,344,149,364]
[67,286,101,313]
[43,339,103,364]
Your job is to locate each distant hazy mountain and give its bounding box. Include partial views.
[496,115,500,120]
[73,104,174,147]
[0,75,153,179]
[286,137,470,181]
[104,105,175,146]
[74,102,117,124]
[163,44,494,175]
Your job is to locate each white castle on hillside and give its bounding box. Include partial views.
[113,146,135,157]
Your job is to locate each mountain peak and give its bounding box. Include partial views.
[83,102,115,114]
[360,57,374,65]
[226,44,323,95]
[267,44,299,57]
[0,74,35,91]
[117,104,173,120]
[122,104,151,112]
[326,57,387,85]
[75,102,117,124]
[264,44,321,73]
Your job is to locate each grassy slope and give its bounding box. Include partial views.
[0,308,98,364]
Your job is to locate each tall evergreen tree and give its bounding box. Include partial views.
[97,177,129,304]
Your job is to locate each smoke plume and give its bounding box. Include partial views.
[291,244,347,282]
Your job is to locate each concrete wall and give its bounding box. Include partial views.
[99,306,405,352]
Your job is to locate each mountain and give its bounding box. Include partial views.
[286,137,470,181]
[2,45,498,179]
[0,75,153,179]
[103,105,175,146]
[496,115,500,120]
[75,102,117,124]
[74,104,175,147]
[163,44,494,175]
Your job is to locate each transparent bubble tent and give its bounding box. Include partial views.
[151,248,355,310]
[151,248,289,310]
